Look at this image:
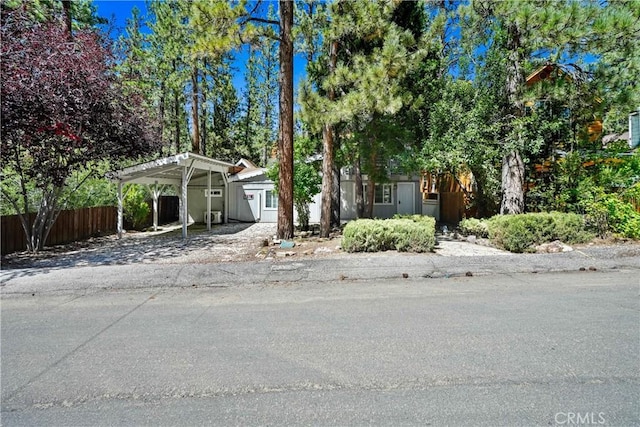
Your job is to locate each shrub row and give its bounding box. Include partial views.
[486,212,593,253]
[460,212,594,253]
[342,216,436,253]
[458,217,489,238]
[585,194,640,239]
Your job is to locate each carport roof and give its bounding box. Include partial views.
[107,152,235,185]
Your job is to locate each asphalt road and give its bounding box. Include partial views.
[2,268,638,426]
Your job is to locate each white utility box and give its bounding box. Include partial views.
[204,210,222,224]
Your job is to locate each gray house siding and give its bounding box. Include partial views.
[230,170,428,223]
[228,179,277,223]
[340,177,422,220]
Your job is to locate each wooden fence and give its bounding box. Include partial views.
[440,192,466,224]
[1,206,117,255]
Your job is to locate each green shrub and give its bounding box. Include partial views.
[549,211,594,243]
[123,185,150,230]
[342,216,436,253]
[486,212,593,253]
[458,218,489,238]
[586,194,640,239]
[391,219,436,252]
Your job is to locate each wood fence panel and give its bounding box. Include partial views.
[440,192,465,225]
[2,215,26,255]
[158,196,179,224]
[1,206,117,255]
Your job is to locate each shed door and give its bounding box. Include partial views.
[397,183,415,215]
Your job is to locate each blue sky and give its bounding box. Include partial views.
[93,1,307,96]
[94,0,146,37]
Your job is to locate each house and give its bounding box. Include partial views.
[229,162,473,225]
[226,159,321,223]
[525,64,638,178]
[109,150,478,236]
[524,63,637,147]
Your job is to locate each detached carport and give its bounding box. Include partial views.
[107,152,235,239]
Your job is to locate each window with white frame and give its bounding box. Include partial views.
[363,183,393,205]
[204,188,223,198]
[265,190,278,209]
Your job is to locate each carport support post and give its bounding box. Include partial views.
[117,181,123,239]
[182,166,188,239]
[206,169,212,231]
[222,171,229,224]
[180,163,196,239]
[150,181,159,232]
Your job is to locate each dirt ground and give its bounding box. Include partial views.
[0,222,348,269]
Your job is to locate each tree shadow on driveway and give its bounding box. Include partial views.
[1,222,275,272]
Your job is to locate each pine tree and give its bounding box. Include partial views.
[276,0,295,239]
[240,11,279,167]
[461,0,640,214]
[147,0,190,154]
[300,0,424,225]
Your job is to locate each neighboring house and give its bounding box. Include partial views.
[525,63,638,148]
[526,64,637,182]
[630,109,640,149]
[525,63,604,143]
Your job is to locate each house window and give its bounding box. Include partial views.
[265,190,278,209]
[204,188,223,198]
[363,184,393,205]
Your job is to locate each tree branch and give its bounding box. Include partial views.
[247,16,280,27]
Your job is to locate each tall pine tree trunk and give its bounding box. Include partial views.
[173,89,180,153]
[354,155,364,218]
[244,46,254,155]
[172,60,180,153]
[320,39,338,237]
[61,0,72,40]
[159,81,165,154]
[365,177,376,219]
[201,59,208,156]
[500,151,525,214]
[331,158,340,228]
[277,0,294,239]
[320,123,334,236]
[191,66,200,153]
[501,22,526,214]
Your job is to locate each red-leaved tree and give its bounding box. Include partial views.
[1,7,159,252]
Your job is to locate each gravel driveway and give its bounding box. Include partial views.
[1,222,277,269]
